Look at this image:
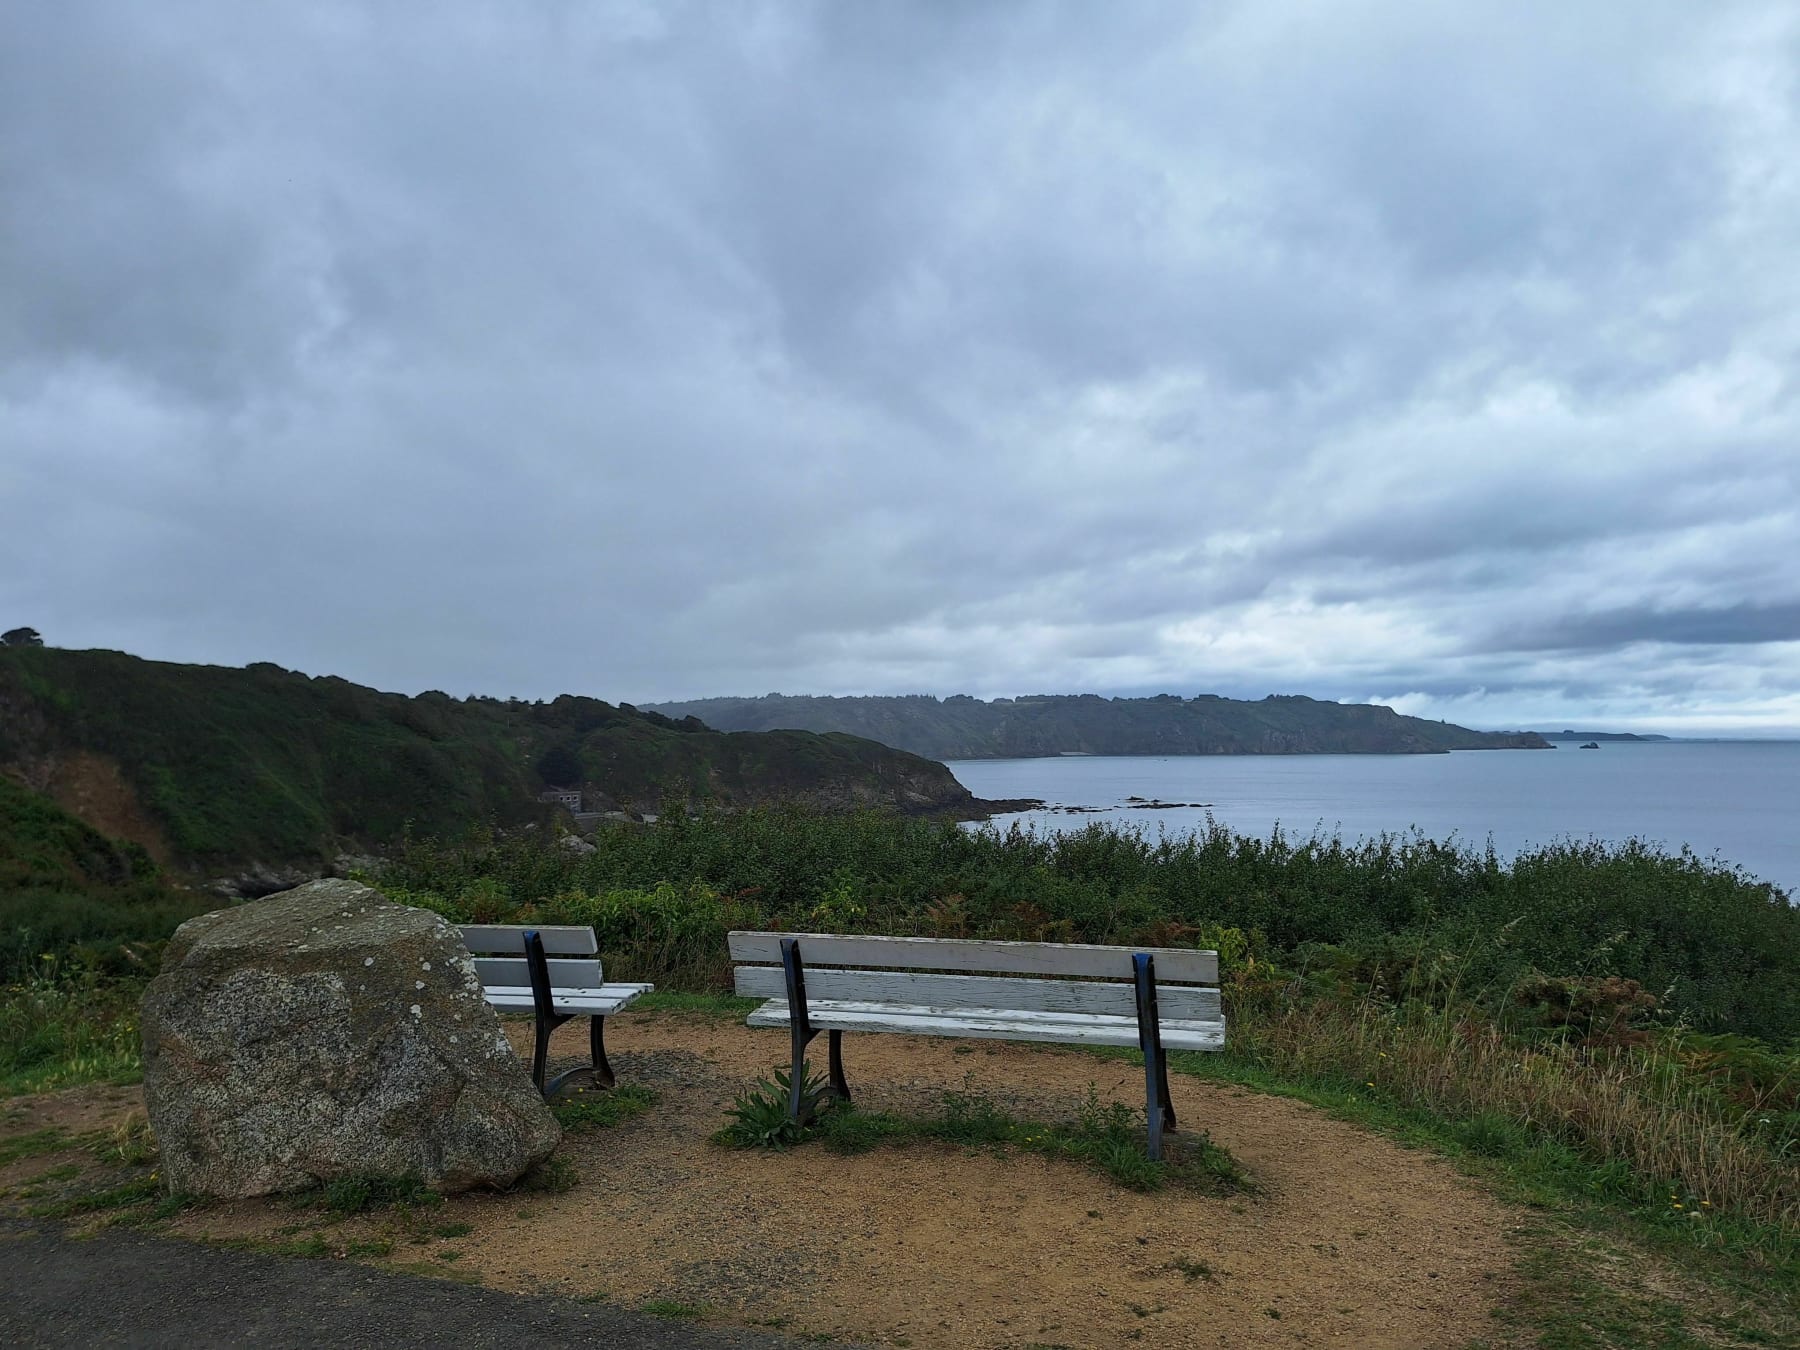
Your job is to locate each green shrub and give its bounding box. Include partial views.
[716,1063,833,1149]
[382,808,1800,1043]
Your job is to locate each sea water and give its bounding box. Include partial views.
[946,740,1800,898]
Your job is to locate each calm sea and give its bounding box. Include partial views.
[946,741,1800,899]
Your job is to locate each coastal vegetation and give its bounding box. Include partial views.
[4,798,1796,1341]
[647,691,1553,758]
[0,646,981,870]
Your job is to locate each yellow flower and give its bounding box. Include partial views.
[1672,1202,1683,1209]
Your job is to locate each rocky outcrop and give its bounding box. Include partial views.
[141,879,559,1198]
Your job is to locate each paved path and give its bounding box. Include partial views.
[1,1222,829,1349]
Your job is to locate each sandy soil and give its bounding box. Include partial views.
[6,1011,1520,1348]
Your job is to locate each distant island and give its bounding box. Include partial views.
[1534,730,1673,742]
[645,693,1552,760]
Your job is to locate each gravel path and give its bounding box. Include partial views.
[0,1220,837,1349]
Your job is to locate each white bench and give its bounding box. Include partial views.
[459,924,653,1097]
[730,931,1224,1159]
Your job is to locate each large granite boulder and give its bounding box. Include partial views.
[141,879,560,1197]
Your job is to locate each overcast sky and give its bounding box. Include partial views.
[5,2,1798,734]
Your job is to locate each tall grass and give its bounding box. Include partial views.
[0,970,141,1094]
[1221,993,1798,1230]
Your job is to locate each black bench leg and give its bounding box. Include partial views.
[1134,952,1173,1161]
[826,1029,851,1104]
[1157,1049,1177,1133]
[589,1015,616,1090]
[530,1011,552,1096]
[781,936,821,1124]
[788,1022,817,1123]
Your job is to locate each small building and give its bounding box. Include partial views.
[537,789,583,812]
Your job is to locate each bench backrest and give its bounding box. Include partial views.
[459,924,605,991]
[728,931,1220,1021]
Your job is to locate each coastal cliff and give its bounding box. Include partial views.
[647,692,1553,760]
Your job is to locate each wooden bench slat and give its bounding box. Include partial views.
[459,924,599,956]
[745,999,1226,1052]
[481,983,652,1014]
[733,965,1221,1020]
[472,956,605,990]
[727,931,1218,984]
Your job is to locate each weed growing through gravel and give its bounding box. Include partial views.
[514,1155,579,1194]
[641,1299,708,1319]
[1170,1256,1215,1282]
[551,1083,657,1134]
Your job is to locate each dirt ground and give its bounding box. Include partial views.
[4,1010,1521,1349]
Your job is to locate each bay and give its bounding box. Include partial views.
[947,741,1800,899]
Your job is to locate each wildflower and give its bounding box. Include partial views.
[1701,1200,1711,1207]
[1672,1202,1683,1209]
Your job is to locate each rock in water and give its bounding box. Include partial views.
[141,879,560,1197]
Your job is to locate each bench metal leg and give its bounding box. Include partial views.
[826,1029,851,1104]
[1156,1046,1177,1133]
[1133,953,1176,1161]
[781,937,822,1123]
[531,1013,553,1095]
[589,1015,616,1090]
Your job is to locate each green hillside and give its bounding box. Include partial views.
[0,648,981,870]
[0,775,209,980]
[647,692,1552,759]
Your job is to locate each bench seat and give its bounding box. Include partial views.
[480,983,654,1016]
[745,999,1225,1052]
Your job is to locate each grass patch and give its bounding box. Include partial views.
[641,1299,709,1319]
[513,1155,578,1194]
[632,991,759,1017]
[1169,1256,1215,1282]
[551,1084,657,1133]
[0,1127,68,1166]
[717,1067,1250,1196]
[30,1172,160,1219]
[92,1112,156,1167]
[313,1172,442,1216]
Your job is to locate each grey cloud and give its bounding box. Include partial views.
[1498,603,1800,653]
[2,1,1798,732]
